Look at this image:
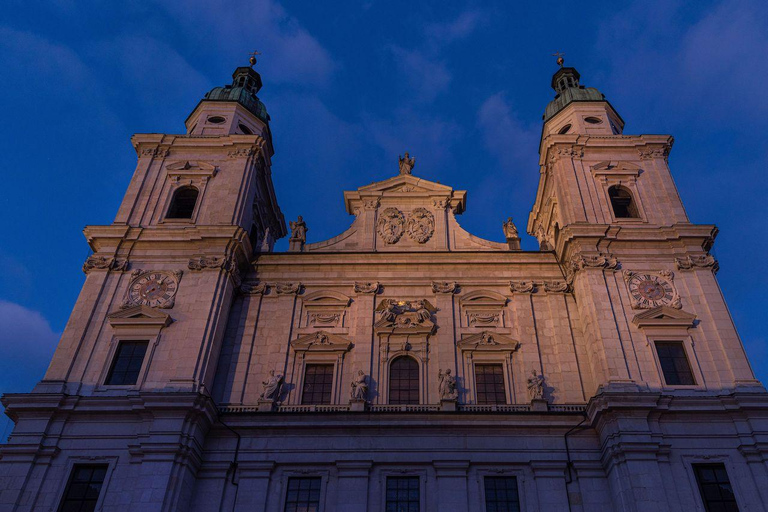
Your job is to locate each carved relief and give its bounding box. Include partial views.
[240,282,267,295]
[432,198,449,209]
[275,282,303,295]
[376,207,405,244]
[468,312,501,327]
[569,253,619,275]
[374,299,437,333]
[122,269,183,309]
[406,208,435,243]
[431,281,458,294]
[83,256,127,274]
[623,270,682,310]
[543,280,570,293]
[510,281,536,294]
[638,145,671,160]
[459,290,508,329]
[227,146,257,158]
[363,198,380,210]
[188,256,231,271]
[140,146,170,158]
[308,313,341,327]
[354,281,380,294]
[675,254,719,272]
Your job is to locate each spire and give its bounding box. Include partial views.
[543,59,606,122]
[201,57,268,123]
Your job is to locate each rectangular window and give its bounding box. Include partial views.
[301,364,334,405]
[484,476,521,512]
[105,341,148,385]
[386,476,420,512]
[654,341,695,385]
[693,464,739,512]
[59,464,107,512]
[284,477,322,512]
[475,364,507,405]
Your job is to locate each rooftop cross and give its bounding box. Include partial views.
[552,51,565,68]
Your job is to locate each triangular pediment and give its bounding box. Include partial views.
[166,160,217,172]
[457,331,520,352]
[632,306,696,329]
[108,305,172,328]
[291,331,353,353]
[344,174,466,215]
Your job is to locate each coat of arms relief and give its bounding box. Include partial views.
[376,207,435,245]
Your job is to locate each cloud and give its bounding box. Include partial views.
[389,9,486,104]
[152,0,336,87]
[0,301,59,395]
[477,92,538,169]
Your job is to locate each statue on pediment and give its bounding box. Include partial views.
[503,217,519,239]
[289,216,308,242]
[399,152,415,175]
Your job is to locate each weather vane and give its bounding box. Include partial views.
[552,51,565,68]
[249,50,261,67]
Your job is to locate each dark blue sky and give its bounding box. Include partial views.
[1,0,766,437]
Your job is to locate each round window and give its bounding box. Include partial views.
[584,116,602,124]
[558,124,571,134]
[238,123,253,135]
[207,116,226,124]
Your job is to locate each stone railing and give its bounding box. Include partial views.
[218,403,587,414]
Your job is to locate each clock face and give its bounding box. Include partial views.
[627,273,675,309]
[128,272,179,308]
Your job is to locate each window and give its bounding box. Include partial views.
[608,185,639,219]
[476,364,506,405]
[207,115,226,124]
[655,341,695,385]
[558,124,571,134]
[389,356,419,405]
[284,477,321,512]
[105,341,148,385]
[386,476,419,512]
[59,464,107,512]
[238,123,253,135]
[166,186,199,219]
[484,477,521,512]
[301,364,334,405]
[693,464,739,512]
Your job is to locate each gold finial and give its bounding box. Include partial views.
[249,51,261,67]
[552,51,565,68]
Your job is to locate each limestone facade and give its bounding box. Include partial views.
[1,62,767,512]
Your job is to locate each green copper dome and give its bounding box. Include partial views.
[204,66,270,123]
[543,66,605,122]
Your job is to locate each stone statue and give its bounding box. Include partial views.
[260,370,283,401]
[438,368,458,400]
[350,370,368,401]
[380,300,398,323]
[414,300,431,323]
[398,152,415,175]
[527,369,545,401]
[289,216,308,242]
[503,217,519,239]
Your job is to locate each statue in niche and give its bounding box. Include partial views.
[350,370,368,401]
[289,216,308,242]
[503,217,519,239]
[438,368,458,400]
[398,152,415,175]
[527,369,545,401]
[260,370,284,401]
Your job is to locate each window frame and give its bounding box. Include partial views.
[378,470,427,512]
[96,331,162,392]
[164,185,200,220]
[457,332,520,405]
[157,162,218,225]
[300,363,336,405]
[277,470,328,512]
[474,363,508,405]
[475,468,527,512]
[681,457,743,512]
[283,476,324,512]
[387,355,421,405]
[482,475,522,512]
[648,336,703,390]
[591,165,647,224]
[692,463,740,512]
[104,340,150,386]
[54,458,117,512]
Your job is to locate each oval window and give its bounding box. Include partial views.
[558,124,571,134]
[238,123,253,135]
[207,116,226,124]
[584,116,602,124]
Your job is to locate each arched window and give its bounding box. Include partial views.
[166,186,199,219]
[389,356,419,404]
[608,186,639,219]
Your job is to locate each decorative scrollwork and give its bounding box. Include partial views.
[376,207,405,244]
[406,207,435,243]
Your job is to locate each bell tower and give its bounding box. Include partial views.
[527,58,753,392]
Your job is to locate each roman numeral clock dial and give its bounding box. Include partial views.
[623,270,681,310]
[124,270,182,309]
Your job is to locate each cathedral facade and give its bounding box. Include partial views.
[1,61,766,512]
